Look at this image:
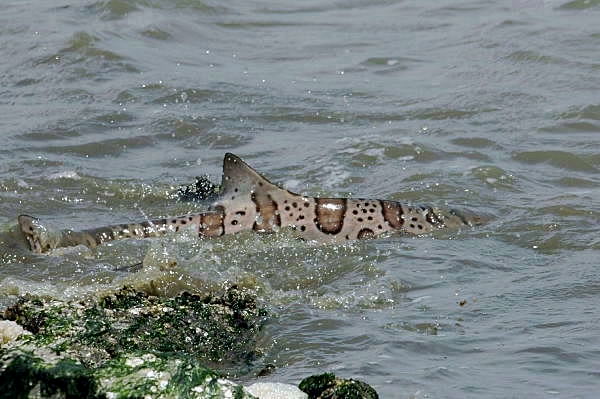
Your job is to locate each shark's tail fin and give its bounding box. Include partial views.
[18,215,58,253]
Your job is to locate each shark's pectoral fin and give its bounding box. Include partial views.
[18,215,57,254]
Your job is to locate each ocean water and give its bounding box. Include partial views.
[1,0,600,397]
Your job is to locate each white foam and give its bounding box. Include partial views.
[245,382,307,399]
[0,320,30,345]
[47,171,81,180]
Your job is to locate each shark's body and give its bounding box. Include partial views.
[18,153,481,253]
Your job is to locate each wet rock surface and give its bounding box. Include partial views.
[176,175,221,202]
[299,373,379,399]
[0,285,266,398]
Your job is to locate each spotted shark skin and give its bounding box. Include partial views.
[18,153,481,253]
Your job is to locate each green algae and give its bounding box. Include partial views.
[0,283,380,398]
[1,353,100,399]
[299,372,379,399]
[0,285,264,398]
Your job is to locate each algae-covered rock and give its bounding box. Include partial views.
[299,372,379,399]
[176,175,220,202]
[0,285,265,398]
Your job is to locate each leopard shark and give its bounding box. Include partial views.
[18,153,482,253]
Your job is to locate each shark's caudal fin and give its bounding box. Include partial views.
[18,215,56,253]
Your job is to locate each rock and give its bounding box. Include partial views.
[176,175,220,202]
[299,372,379,399]
[0,320,30,345]
[246,382,308,399]
[0,285,266,398]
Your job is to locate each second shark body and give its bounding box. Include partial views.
[19,153,482,253]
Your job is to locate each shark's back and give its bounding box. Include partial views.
[211,154,478,243]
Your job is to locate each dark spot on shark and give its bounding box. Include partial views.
[358,217,363,222]
[315,198,346,235]
[425,207,443,226]
[368,216,373,221]
[188,216,193,221]
[235,211,246,216]
[412,217,418,222]
[304,202,309,208]
[352,210,358,215]
[300,225,306,231]
[381,200,404,229]
[199,212,224,237]
[231,220,238,225]
[292,202,298,208]
[251,192,281,231]
[285,206,290,211]
[181,220,187,225]
[378,224,382,229]
[234,188,238,192]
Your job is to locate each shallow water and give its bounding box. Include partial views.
[1,0,600,397]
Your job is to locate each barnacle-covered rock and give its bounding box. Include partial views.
[299,372,379,399]
[0,285,266,398]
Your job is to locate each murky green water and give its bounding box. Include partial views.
[2,0,600,397]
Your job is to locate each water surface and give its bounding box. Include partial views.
[1,0,600,397]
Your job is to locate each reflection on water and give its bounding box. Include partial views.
[1,0,600,397]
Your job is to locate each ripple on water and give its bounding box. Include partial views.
[151,117,215,141]
[558,104,600,121]
[86,0,139,20]
[33,31,139,77]
[43,135,155,157]
[470,165,516,189]
[505,50,569,66]
[18,128,82,142]
[539,121,600,134]
[559,0,600,10]
[512,150,598,173]
[140,27,173,40]
[450,137,498,149]
[553,177,599,188]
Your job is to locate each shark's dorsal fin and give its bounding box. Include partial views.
[211,153,303,234]
[219,153,281,198]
